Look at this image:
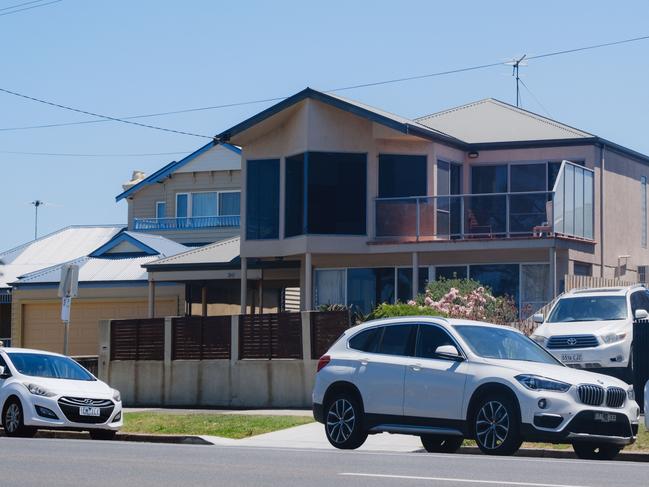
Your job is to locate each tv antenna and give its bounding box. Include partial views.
[505,55,527,107]
[29,200,60,239]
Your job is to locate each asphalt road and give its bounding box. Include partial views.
[1,438,648,487]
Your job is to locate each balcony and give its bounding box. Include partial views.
[375,161,594,242]
[133,215,240,232]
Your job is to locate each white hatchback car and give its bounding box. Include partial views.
[312,317,640,460]
[0,347,122,439]
[531,286,648,379]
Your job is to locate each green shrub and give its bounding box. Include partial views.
[367,302,445,320]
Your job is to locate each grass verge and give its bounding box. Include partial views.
[122,413,314,439]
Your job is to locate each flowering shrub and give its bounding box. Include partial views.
[367,278,518,325]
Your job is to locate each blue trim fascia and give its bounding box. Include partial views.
[89,233,159,257]
[115,140,242,202]
[216,87,467,148]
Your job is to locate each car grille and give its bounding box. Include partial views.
[606,387,626,408]
[57,397,115,424]
[577,384,605,406]
[547,335,599,349]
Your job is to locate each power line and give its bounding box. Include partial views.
[0,0,49,12]
[0,0,61,17]
[0,86,213,139]
[1,33,648,134]
[518,78,553,119]
[0,149,193,157]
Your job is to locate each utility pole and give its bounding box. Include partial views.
[30,200,44,240]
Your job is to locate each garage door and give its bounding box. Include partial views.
[22,300,178,356]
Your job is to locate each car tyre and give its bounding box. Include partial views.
[420,435,463,453]
[89,429,117,440]
[473,394,522,456]
[572,442,622,460]
[2,399,37,438]
[324,393,367,450]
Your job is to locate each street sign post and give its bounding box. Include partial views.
[58,264,79,356]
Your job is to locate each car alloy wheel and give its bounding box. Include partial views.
[476,400,510,450]
[5,403,21,434]
[327,398,355,444]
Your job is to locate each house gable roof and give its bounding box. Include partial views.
[0,225,124,288]
[115,141,241,202]
[216,87,466,148]
[415,98,594,144]
[89,231,188,258]
[144,236,240,270]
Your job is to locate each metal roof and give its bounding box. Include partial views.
[144,236,240,270]
[0,225,123,288]
[415,98,593,144]
[89,231,189,258]
[14,256,157,285]
[115,141,241,202]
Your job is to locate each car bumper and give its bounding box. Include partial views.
[546,340,630,369]
[23,395,123,431]
[313,403,324,424]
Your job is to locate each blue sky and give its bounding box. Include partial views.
[1,0,648,251]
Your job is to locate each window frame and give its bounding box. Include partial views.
[217,190,241,217]
[175,192,189,218]
[378,153,428,198]
[155,201,166,219]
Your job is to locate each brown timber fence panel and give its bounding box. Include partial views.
[564,274,638,292]
[311,311,351,359]
[239,313,302,359]
[110,318,165,360]
[172,316,231,360]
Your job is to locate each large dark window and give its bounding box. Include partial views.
[379,154,427,198]
[471,165,508,194]
[308,152,366,234]
[378,325,417,356]
[397,267,429,302]
[246,159,279,239]
[435,266,468,280]
[347,268,394,313]
[470,264,520,303]
[285,154,305,237]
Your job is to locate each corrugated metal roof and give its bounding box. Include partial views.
[415,98,593,144]
[0,225,123,288]
[15,256,157,284]
[146,236,240,268]
[119,232,188,257]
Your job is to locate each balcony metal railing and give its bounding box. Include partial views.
[376,191,554,240]
[133,215,240,231]
[375,161,594,242]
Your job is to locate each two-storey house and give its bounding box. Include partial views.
[216,88,649,318]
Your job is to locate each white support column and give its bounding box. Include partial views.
[240,257,247,314]
[412,252,419,301]
[550,247,557,298]
[147,280,156,318]
[304,253,313,311]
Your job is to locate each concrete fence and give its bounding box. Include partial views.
[98,311,350,408]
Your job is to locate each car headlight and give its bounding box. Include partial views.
[112,389,121,402]
[25,383,56,397]
[628,387,635,401]
[515,374,571,392]
[530,334,547,346]
[602,332,626,344]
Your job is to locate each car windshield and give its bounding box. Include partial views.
[7,353,95,381]
[454,325,562,365]
[546,296,628,322]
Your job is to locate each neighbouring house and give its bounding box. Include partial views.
[0,225,124,346]
[211,87,649,318]
[9,230,187,356]
[116,141,242,245]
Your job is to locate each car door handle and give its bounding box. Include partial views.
[360,358,369,366]
[409,364,422,372]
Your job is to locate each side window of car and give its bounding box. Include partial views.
[416,325,456,359]
[349,327,382,353]
[630,291,648,314]
[377,324,417,356]
[0,355,9,376]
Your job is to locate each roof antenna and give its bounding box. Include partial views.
[506,55,527,107]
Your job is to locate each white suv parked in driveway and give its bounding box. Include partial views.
[531,286,648,378]
[0,347,122,439]
[312,317,639,460]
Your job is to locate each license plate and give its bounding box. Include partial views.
[79,406,100,417]
[561,353,582,363]
[594,412,617,423]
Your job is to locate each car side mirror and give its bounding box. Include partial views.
[635,309,649,320]
[435,345,463,361]
[533,313,544,324]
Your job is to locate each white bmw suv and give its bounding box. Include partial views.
[531,286,647,379]
[0,347,123,439]
[312,317,639,460]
